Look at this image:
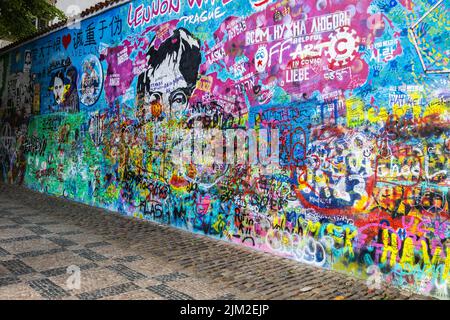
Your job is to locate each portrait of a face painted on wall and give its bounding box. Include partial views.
[52,71,65,106]
[137,28,201,121]
[2,50,34,116]
[49,66,79,113]
[23,51,32,74]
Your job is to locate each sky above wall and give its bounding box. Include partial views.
[56,0,104,16]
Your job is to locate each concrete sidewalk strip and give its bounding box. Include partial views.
[0,183,432,300]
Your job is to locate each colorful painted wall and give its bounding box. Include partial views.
[0,0,449,298]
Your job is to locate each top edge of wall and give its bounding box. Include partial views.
[0,0,131,56]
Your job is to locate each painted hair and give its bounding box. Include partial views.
[137,28,201,97]
[50,70,67,88]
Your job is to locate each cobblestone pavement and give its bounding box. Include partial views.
[0,183,432,300]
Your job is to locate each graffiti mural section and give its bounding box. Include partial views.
[0,0,449,298]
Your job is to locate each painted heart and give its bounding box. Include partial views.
[62,34,71,49]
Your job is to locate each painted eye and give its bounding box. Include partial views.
[146,92,161,105]
[170,91,188,111]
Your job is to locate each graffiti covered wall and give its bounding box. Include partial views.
[0,0,449,298]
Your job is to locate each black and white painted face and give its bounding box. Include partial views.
[137,28,201,122]
[145,59,190,119]
[25,53,31,64]
[53,76,65,105]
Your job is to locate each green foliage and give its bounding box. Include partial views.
[0,0,66,41]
